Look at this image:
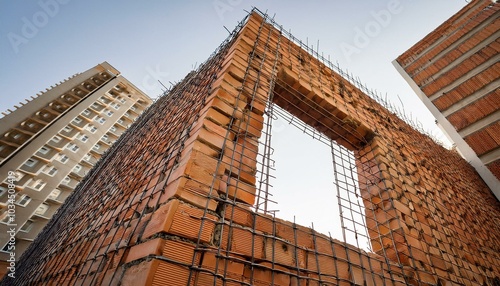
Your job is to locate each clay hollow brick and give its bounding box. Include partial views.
[11,9,500,286]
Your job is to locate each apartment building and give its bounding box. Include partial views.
[0,62,152,274]
[394,0,499,195]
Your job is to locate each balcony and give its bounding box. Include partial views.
[123,111,135,120]
[80,110,98,122]
[99,135,113,147]
[46,189,65,204]
[59,177,78,190]
[116,118,130,129]
[71,87,88,98]
[34,108,58,123]
[2,130,30,146]
[46,136,69,150]
[0,144,16,162]
[90,76,104,86]
[128,105,142,116]
[108,125,125,137]
[34,201,57,219]
[81,154,98,166]
[59,126,79,140]
[18,158,44,175]
[60,94,79,105]
[98,96,111,105]
[99,72,112,81]
[69,165,87,179]
[48,101,69,114]
[33,146,58,162]
[23,179,47,193]
[89,145,104,156]
[13,174,32,191]
[105,132,119,143]
[81,81,97,92]
[69,116,87,130]
[19,119,45,134]
[136,98,149,107]
[89,102,105,112]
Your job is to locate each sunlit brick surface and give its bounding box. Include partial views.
[6,9,500,286]
[395,0,500,181]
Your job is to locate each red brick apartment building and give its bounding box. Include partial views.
[394,0,499,196]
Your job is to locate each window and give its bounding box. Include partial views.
[20,220,34,232]
[51,135,62,143]
[61,177,71,185]
[67,143,79,152]
[130,106,136,111]
[16,195,31,207]
[102,134,109,141]
[91,103,101,109]
[0,186,7,198]
[92,144,101,151]
[27,122,36,128]
[35,203,49,216]
[95,117,106,124]
[80,135,89,142]
[23,158,38,168]
[38,146,50,155]
[72,117,82,125]
[1,243,10,252]
[72,164,82,172]
[48,189,61,200]
[82,109,91,116]
[34,181,45,190]
[1,215,12,225]
[87,125,97,133]
[110,126,117,132]
[13,133,22,140]
[12,171,23,181]
[63,126,73,133]
[44,166,58,176]
[117,119,124,125]
[58,154,69,163]
[119,98,126,104]
[112,103,120,110]
[105,110,114,117]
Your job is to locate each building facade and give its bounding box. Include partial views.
[0,62,152,275]
[393,0,499,196]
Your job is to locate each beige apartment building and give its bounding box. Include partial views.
[0,62,152,274]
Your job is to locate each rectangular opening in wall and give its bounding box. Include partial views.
[255,103,371,251]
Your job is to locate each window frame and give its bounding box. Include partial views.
[16,194,31,207]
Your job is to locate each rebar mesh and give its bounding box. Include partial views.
[5,7,500,286]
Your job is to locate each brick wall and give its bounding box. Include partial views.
[7,10,500,286]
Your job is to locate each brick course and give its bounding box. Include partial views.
[6,9,500,286]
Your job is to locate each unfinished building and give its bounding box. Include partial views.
[6,9,500,286]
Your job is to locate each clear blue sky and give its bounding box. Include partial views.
[1,0,468,238]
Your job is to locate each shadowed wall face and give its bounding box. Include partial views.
[395,0,500,189]
[8,10,500,286]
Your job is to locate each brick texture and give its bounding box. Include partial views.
[6,9,500,286]
[395,0,500,182]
